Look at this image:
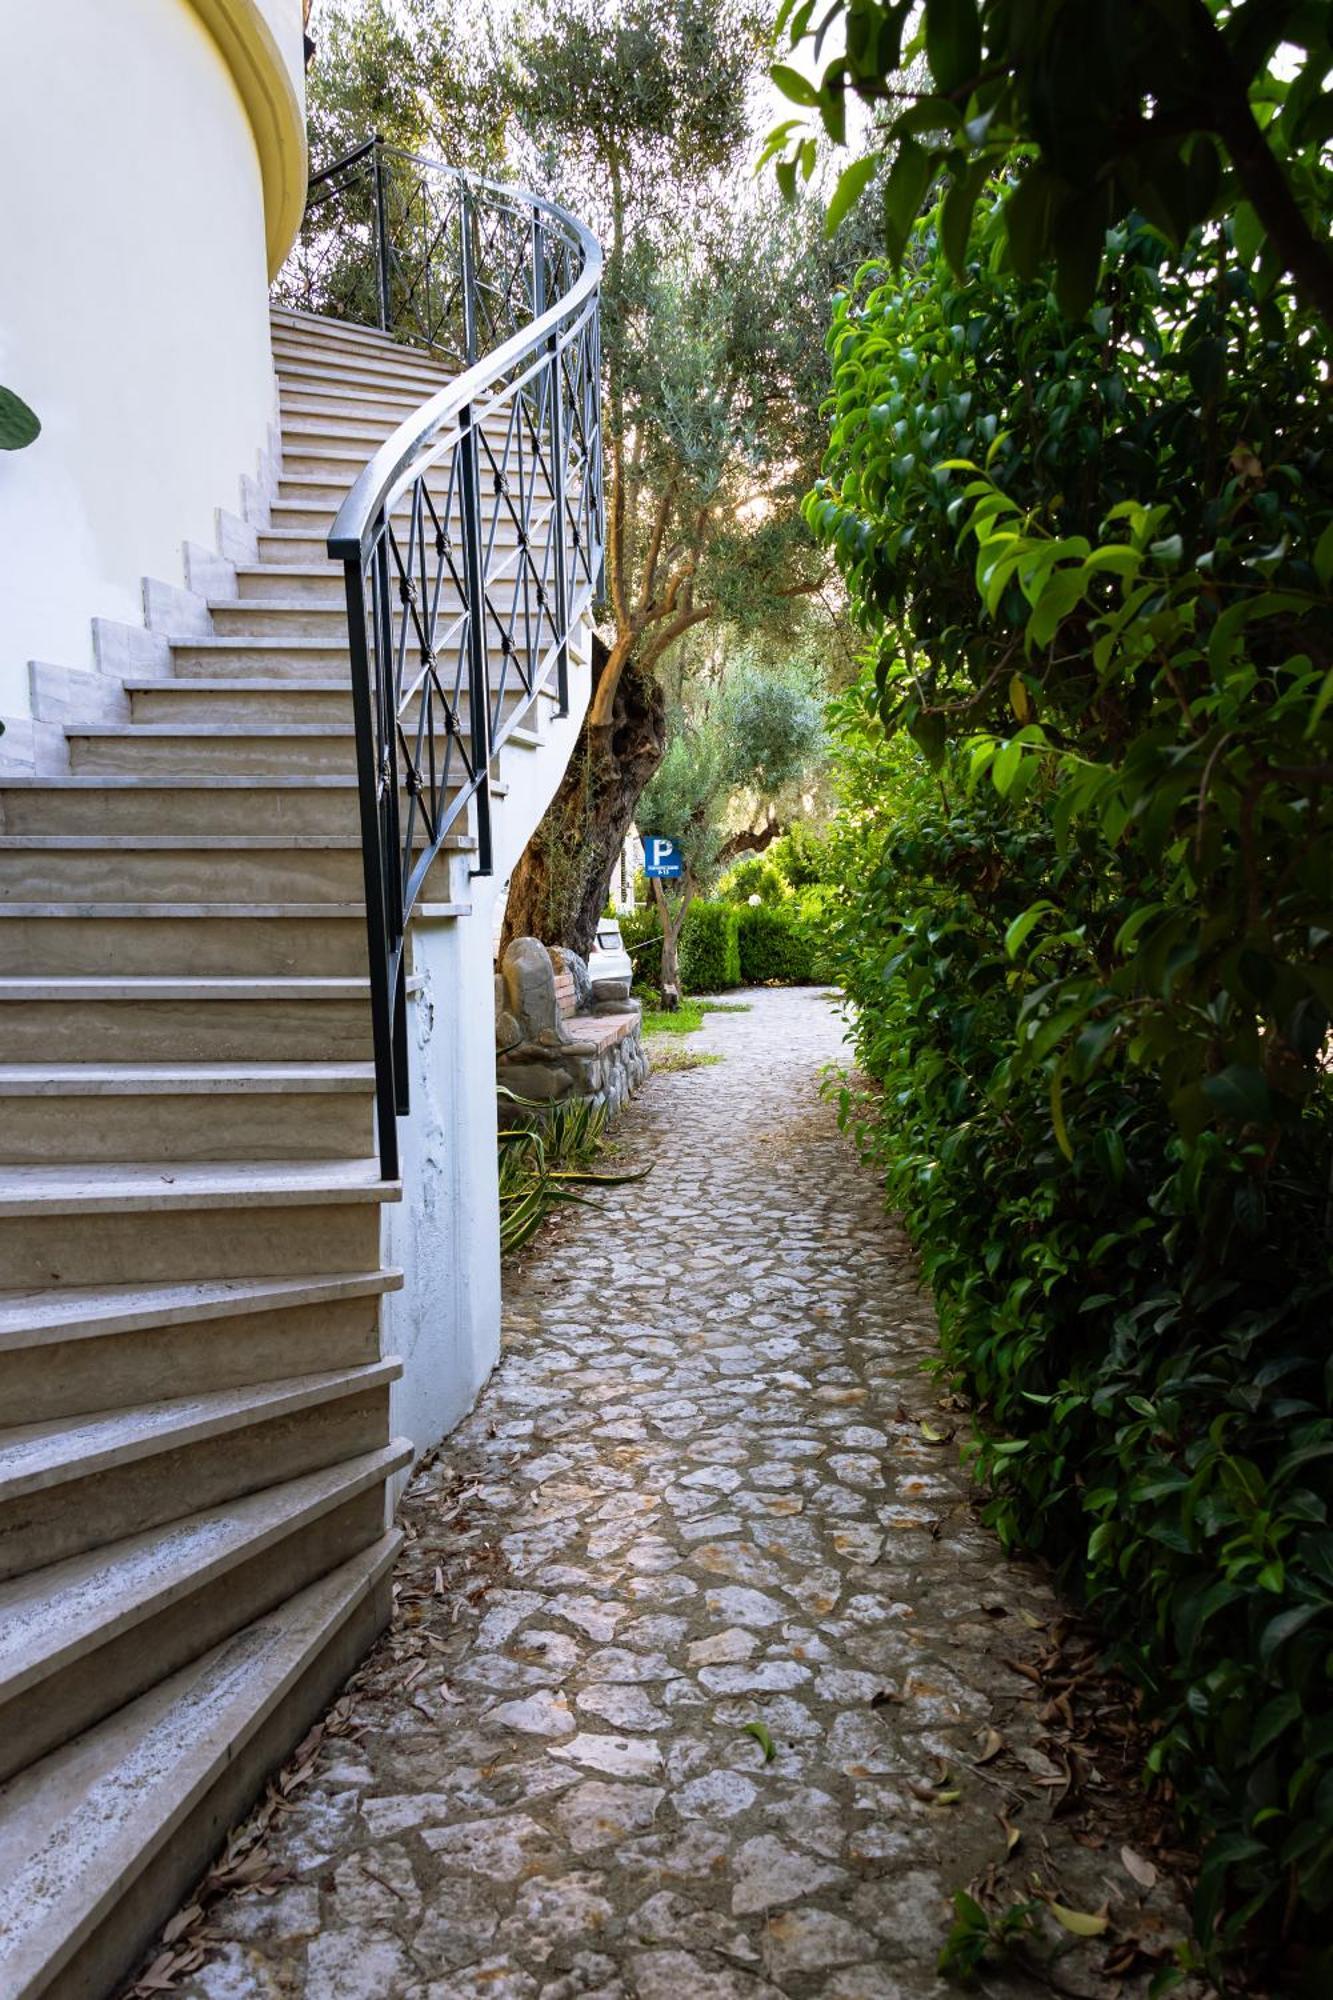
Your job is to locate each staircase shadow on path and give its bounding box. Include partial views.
[150,987,1202,2000]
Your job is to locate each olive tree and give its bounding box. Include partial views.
[496,0,846,955]
[305,0,505,167]
[636,659,825,1004]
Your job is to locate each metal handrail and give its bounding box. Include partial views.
[273,139,605,1178]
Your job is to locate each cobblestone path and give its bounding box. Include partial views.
[171,988,1194,2000]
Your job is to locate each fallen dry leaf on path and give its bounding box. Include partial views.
[1120,1844,1158,1890]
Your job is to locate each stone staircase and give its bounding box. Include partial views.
[0,307,565,2000]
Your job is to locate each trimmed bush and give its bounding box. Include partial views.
[736,903,816,984]
[678,900,741,991]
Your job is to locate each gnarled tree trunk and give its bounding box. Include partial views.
[500,635,667,957]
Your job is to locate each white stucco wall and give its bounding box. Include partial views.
[0,0,304,714]
[384,635,595,1463]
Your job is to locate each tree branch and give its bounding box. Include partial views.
[608,427,630,632]
[1188,0,1333,336]
[717,813,784,865]
[637,476,679,615]
[586,628,636,731]
[638,599,716,676]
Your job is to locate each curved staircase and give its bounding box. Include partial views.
[0,146,602,2000]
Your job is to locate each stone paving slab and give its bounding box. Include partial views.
[163,988,1197,2000]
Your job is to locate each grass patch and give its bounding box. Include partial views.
[640,999,706,1036]
[638,996,751,1036]
[649,1046,725,1073]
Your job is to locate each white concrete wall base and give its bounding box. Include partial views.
[383,900,505,1477]
[381,614,596,1469]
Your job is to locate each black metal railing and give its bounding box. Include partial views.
[273,140,604,1179]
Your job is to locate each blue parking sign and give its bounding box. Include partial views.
[643,836,684,879]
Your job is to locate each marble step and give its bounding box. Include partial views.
[0,1531,398,2000]
[0,774,499,835]
[0,1357,401,1581]
[0,975,377,1064]
[0,1265,402,1422]
[0,1158,398,1290]
[0,1438,409,1780]
[0,1061,376,1166]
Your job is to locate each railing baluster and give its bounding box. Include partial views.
[343,543,401,1180]
[458,419,494,879]
[371,138,392,333]
[548,322,571,716]
[460,180,479,368]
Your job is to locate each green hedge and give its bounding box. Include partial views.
[824,704,1333,1977]
[619,900,741,995]
[619,905,662,989]
[736,903,815,983]
[678,900,740,991]
[622,898,832,991]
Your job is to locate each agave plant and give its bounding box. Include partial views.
[497,1088,648,1256]
[0,386,40,451]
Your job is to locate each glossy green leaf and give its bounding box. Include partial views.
[771,63,821,108]
[825,154,880,236]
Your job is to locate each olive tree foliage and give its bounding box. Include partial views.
[304,0,506,167]
[495,0,852,957]
[764,0,1333,331]
[636,658,825,1002]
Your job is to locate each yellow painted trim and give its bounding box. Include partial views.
[186,0,308,278]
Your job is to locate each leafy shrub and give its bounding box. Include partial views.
[621,901,742,994]
[718,856,787,905]
[678,900,741,991]
[812,184,1333,1981]
[737,903,816,983]
[496,1090,646,1256]
[791,886,839,981]
[770,823,835,891]
[826,711,1333,1978]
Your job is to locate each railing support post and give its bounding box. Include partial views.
[534,211,571,718]
[371,137,391,332]
[460,179,479,367]
[458,418,494,878]
[343,540,401,1179]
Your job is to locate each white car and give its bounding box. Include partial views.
[588,917,633,986]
